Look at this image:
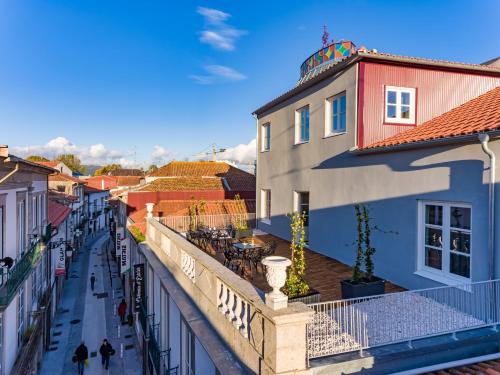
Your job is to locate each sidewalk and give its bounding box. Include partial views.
[40,231,142,375]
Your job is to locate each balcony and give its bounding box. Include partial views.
[144,216,500,373]
[0,240,45,307]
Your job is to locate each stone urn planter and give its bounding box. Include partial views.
[340,277,385,299]
[262,256,291,310]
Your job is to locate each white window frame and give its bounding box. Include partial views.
[325,92,347,137]
[294,105,310,144]
[261,123,271,152]
[181,320,195,375]
[293,191,310,243]
[385,86,416,125]
[260,189,271,224]
[416,200,472,284]
[18,200,26,256]
[32,196,37,230]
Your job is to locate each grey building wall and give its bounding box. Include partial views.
[256,62,499,291]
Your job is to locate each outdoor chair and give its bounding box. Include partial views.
[251,241,277,275]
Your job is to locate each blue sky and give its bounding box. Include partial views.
[1,0,499,167]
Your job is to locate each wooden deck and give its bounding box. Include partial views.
[204,233,404,302]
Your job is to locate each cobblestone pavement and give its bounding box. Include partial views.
[40,232,142,375]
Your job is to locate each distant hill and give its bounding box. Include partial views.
[84,165,102,176]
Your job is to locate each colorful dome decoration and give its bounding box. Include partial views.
[300,41,357,78]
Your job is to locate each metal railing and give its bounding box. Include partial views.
[0,240,45,306]
[158,213,256,233]
[307,279,500,359]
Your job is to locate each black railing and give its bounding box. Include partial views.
[0,241,45,306]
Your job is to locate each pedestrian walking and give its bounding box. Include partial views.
[73,341,88,375]
[118,299,127,323]
[90,273,96,291]
[99,339,114,370]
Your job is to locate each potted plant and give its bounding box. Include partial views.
[233,195,253,239]
[341,204,385,299]
[283,212,320,304]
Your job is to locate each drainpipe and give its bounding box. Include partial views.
[479,133,496,280]
[0,162,20,184]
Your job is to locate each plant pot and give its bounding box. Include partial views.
[235,229,253,240]
[288,288,321,304]
[340,277,385,299]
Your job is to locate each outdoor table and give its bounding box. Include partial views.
[233,242,262,251]
[233,242,262,276]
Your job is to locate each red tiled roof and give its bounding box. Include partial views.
[147,161,255,192]
[48,200,71,227]
[35,161,59,168]
[425,357,500,375]
[148,161,231,177]
[49,173,84,184]
[108,168,144,176]
[128,199,255,224]
[139,177,225,192]
[84,176,118,190]
[84,185,108,194]
[365,86,500,149]
[116,176,143,186]
[49,189,79,202]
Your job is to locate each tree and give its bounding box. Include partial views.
[147,164,158,174]
[56,154,87,174]
[26,155,49,162]
[283,211,310,298]
[94,164,122,176]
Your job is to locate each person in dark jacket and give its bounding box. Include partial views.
[74,341,88,375]
[99,339,114,369]
[90,273,96,291]
[118,299,127,323]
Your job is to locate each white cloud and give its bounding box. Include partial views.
[196,6,246,51]
[190,65,246,85]
[218,138,256,165]
[151,145,173,165]
[11,137,131,167]
[197,7,230,25]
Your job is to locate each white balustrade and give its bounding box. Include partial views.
[217,279,249,338]
[160,235,171,257]
[181,250,196,282]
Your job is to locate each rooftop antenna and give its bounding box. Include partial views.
[322,24,329,47]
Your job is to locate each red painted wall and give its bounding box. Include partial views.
[126,190,255,214]
[358,61,500,147]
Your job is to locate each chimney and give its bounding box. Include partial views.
[0,145,8,158]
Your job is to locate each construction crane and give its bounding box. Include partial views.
[194,144,227,162]
[193,143,256,174]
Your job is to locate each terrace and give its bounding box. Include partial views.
[144,212,500,374]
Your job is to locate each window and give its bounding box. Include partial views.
[261,123,271,151]
[261,189,271,222]
[295,106,310,143]
[419,201,471,280]
[181,320,195,375]
[326,93,346,135]
[32,196,37,230]
[18,200,26,256]
[294,192,309,227]
[385,86,416,124]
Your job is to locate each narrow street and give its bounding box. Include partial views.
[40,231,142,375]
